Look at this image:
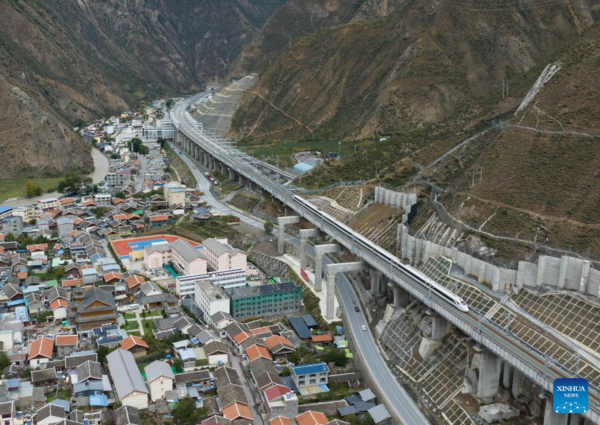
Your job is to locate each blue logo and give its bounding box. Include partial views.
[553,378,588,414]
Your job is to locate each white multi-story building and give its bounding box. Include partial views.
[94,194,112,208]
[176,269,246,297]
[164,183,187,206]
[194,280,230,323]
[145,361,175,402]
[37,198,59,211]
[142,119,174,141]
[201,238,247,273]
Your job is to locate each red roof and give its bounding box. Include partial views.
[113,214,128,222]
[17,272,28,280]
[103,272,123,283]
[270,417,292,425]
[149,215,168,222]
[246,344,272,362]
[222,403,252,421]
[264,384,293,402]
[296,411,328,425]
[120,335,149,351]
[251,327,271,336]
[50,299,69,310]
[265,335,292,351]
[126,275,145,289]
[233,331,252,345]
[28,337,54,361]
[62,278,83,288]
[55,335,78,346]
[26,244,48,252]
[311,334,333,343]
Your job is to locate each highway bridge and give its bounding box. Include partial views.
[171,93,599,424]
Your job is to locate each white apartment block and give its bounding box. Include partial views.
[176,268,245,297]
[194,280,230,323]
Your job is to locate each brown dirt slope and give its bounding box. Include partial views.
[231,0,598,142]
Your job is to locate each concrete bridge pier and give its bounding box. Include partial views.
[313,244,341,291]
[238,175,248,187]
[299,229,318,269]
[209,157,216,172]
[477,348,502,403]
[393,285,410,308]
[543,399,569,425]
[502,361,512,389]
[220,162,227,175]
[228,168,236,182]
[431,315,450,341]
[324,262,366,320]
[202,151,209,167]
[370,269,383,296]
[277,216,301,255]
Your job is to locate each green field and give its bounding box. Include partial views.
[236,139,367,168]
[0,177,64,203]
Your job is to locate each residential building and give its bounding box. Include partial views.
[119,336,149,359]
[163,183,187,207]
[145,361,175,402]
[72,288,118,331]
[36,404,66,425]
[28,337,54,369]
[295,410,328,425]
[265,335,295,364]
[171,239,207,276]
[37,198,59,211]
[143,244,171,270]
[264,385,298,419]
[210,311,235,336]
[114,405,141,425]
[291,363,329,389]
[176,269,245,298]
[55,335,78,359]
[11,206,36,223]
[106,349,148,409]
[94,194,112,208]
[105,171,131,188]
[1,216,23,237]
[228,282,302,319]
[194,280,229,323]
[201,238,246,272]
[0,207,13,220]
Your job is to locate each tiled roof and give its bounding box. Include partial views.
[50,299,69,310]
[311,334,333,343]
[55,335,78,346]
[125,275,145,289]
[103,272,123,282]
[144,361,174,383]
[120,335,149,351]
[270,417,292,425]
[264,384,292,402]
[296,411,328,425]
[61,278,83,288]
[222,403,252,421]
[28,337,54,360]
[232,331,252,345]
[246,344,272,362]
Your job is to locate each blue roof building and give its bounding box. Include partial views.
[301,314,317,329]
[291,362,329,389]
[292,162,315,174]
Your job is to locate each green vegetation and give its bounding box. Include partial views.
[129,137,149,155]
[173,398,207,424]
[229,191,260,212]
[177,215,238,240]
[264,220,274,235]
[125,321,140,331]
[0,352,11,371]
[0,177,64,202]
[124,313,136,320]
[164,144,197,188]
[57,172,93,195]
[26,180,43,197]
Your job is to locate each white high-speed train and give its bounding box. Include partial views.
[294,195,470,313]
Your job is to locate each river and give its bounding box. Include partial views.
[0,148,110,208]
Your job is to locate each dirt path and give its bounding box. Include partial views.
[461,192,600,229]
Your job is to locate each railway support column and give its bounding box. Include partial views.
[220,162,227,175]
[324,262,366,320]
[370,270,383,296]
[502,361,512,389]
[299,229,318,269]
[277,216,301,255]
[477,348,502,403]
[203,151,209,167]
[314,244,341,291]
[393,286,410,308]
[543,398,569,425]
[431,315,450,341]
[228,168,236,182]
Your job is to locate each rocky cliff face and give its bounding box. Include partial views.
[0,0,283,179]
[230,0,598,142]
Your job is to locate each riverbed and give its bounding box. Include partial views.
[0,148,110,208]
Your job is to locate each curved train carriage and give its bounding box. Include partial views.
[293,195,470,313]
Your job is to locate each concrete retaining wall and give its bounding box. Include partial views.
[398,224,600,296]
[374,186,417,224]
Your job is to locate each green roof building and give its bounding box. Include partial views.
[228,281,302,319]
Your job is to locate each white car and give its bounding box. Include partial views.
[361,325,367,331]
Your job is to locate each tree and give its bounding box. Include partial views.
[58,172,82,195]
[26,180,36,198]
[138,144,149,155]
[172,358,183,373]
[34,186,43,196]
[173,398,205,424]
[97,346,110,364]
[321,348,348,367]
[157,137,166,149]
[0,351,10,371]
[4,233,14,242]
[288,345,312,364]
[264,220,274,235]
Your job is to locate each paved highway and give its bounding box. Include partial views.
[170,95,600,423]
[170,141,430,424]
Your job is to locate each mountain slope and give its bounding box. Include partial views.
[231,0,597,142]
[0,0,284,179]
